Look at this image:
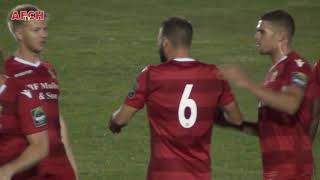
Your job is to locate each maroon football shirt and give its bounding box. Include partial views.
[0,78,47,166]
[4,56,68,165]
[125,58,235,180]
[258,52,313,179]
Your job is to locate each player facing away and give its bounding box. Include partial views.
[0,75,49,180]
[221,10,314,179]
[6,4,78,180]
[109,16,243,180]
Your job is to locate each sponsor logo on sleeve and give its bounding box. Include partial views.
[127,66,147,99]
[291,72,308,87]
[127,80,138,99]
[31,107,47,127]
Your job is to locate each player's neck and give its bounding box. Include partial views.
[15,46,41,63]
[271,45,292,64]
[170,49,190,60]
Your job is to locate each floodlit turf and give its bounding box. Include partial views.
[1,0,320,179]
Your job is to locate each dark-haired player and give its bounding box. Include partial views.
[221,10,314,179]
[109,16,243,180]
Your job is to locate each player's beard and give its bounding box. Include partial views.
[159,46,167,63]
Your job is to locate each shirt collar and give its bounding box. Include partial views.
[14,56,41,67]
[269,55,288,72]
[173,57,195,62]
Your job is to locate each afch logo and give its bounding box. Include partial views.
[11,10,45,21]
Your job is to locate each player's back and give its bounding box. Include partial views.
[145,58,233,180]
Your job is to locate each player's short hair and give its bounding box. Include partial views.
[160,16,193,48]
[7,4,48,37]
[261,10,295,40]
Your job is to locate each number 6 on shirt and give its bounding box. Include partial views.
[178,84,197,128]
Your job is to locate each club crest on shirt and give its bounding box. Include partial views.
[31,106,47,127]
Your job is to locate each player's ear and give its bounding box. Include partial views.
[164,38,175,51]
[276,31,287,42]
[163,38,170,48]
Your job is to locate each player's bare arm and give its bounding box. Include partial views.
[0,131,49,179]
[249,83,304,115]
[109,104,139,134]
[215,105,259,136]
[221,101,243,125]
[311,98,320,142]
[60,115,79,180]
[221,65,305,116]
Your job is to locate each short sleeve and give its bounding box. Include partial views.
[18,90,48,135]
[124,67,149,109]
[218,80,235,107]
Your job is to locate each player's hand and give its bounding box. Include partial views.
[108,117,126,134]
[0,166,13,180]
[220,64,253,89]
